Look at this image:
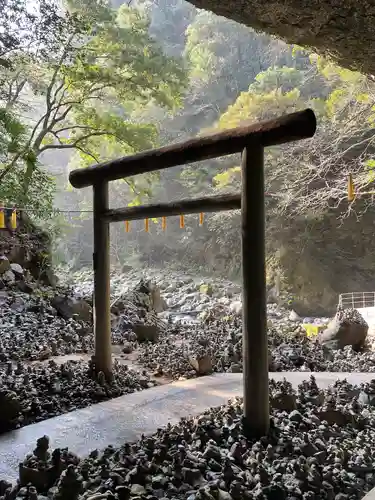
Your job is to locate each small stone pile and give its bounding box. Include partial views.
[336,307,368,325]
[0,359,156,433]
[137,313,375,379]
[0,276,167,362]
[0,290,94,361]
[6,377,375,500]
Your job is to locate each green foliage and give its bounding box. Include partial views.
[217,88,303,128]
[0,108,54,212]
[209,52,375,214]
[0,0,187,214]
[213,166,241,189]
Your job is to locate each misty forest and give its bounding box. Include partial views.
[3,0,375,314]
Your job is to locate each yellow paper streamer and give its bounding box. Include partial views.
[162,216,166,230]
[179,214,185,229]
[199,212,204,225]
[145,218,149,232]
[0,204,4,230]
[11,209,17,229]
[125,220,130,233]
[347,173,355,202]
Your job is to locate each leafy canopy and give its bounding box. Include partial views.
[0,0,187,210]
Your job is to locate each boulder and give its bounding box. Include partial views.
[2,270,15,284]
[0,256,10,274]
[289,310,301,322]
[149,284,168,313]
[228,362,242,373]
[38,347,52,361]
[10,263,24,276]
[8,245,28,267]
[271,393,297,411]
[189,354,213,375]
[0,291,8,305]
[52,296,92,322]
[10,297,25,312]
[121,264,133,273]
[229,301,242,315]
[133,324,159,342]
[42,268,58,287]
[319,308,368,350]
[17,280,35,294]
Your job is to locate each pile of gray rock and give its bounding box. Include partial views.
[0,290,94,361]
[136,309,375,379]
[0,359,156,433]
[2,261,375,432]
[0,265,168,432]
[5,376,375,500]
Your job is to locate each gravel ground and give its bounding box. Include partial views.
[7,377,375,500]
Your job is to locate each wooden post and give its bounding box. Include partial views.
[93,181,112,379]
[241,143,269,438]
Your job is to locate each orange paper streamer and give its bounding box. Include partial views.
[162,216,166,230]
[179,214,185,229]
[199,212,204,225]
[125,220,130,232]
[145,218,149,232]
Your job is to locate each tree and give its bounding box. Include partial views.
[0,0,187,204]
[0,0,73,67]
[207,53,375,217]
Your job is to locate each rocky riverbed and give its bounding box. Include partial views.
[2,261,375,433]
[7,376,375,500]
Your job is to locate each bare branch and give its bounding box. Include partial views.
[38,131,115,154]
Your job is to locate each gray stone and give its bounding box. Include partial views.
[0,256,10,274]
[16,281,35,293]
[52,296,92,322]
[0,255,10,274]
[10,263,24,276]
[289,310,301,322]
[133,324,159,342]
[10,297,25,312]
[149,284,167,313]
[228,363,242,373]
[2,270,15,284]
[130,485,146,496]
[319,310,368,350]
[229,301,242,315]
[189,354,213,375]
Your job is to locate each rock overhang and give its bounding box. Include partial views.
[187,0,375,75]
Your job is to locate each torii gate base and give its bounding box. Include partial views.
[69,109,317,438]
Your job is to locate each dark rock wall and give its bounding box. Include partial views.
[0,213,55,285]
[187,0,375,75]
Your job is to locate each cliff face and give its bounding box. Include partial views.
[187,0,375,75]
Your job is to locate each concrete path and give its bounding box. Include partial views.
[1,371,375,481]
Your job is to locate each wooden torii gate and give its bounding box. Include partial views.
[69,109,317,437]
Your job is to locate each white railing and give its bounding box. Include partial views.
[338,292,375,310]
